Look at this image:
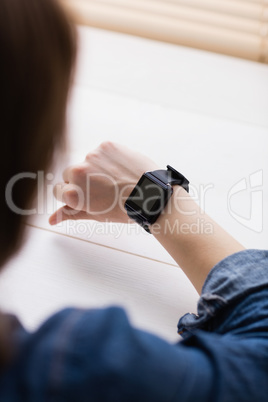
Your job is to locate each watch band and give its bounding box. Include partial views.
[125,165,190,234]
[149,165,189,192]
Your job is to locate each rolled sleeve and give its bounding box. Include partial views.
[177,249,268,335]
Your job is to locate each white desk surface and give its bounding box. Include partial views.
[1,26,268,342]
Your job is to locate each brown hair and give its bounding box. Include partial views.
[0,0,76,267]
[0,0,77,364]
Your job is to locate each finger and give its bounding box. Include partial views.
[53,182,83,207]
[49,206,90,225]
[62,162,88,185]
[62,166,73,183]
[53,182,70,203]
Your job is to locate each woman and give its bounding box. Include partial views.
[1,0,268,401]
[0,0,76,366]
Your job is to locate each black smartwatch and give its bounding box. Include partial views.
[124,165,189,233]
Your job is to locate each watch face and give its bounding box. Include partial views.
[125,174,172,223]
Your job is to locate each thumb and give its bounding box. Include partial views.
[49,205,91,226]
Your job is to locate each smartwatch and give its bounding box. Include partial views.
[124,165,189,233]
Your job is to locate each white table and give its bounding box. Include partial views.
[1,27,268,342]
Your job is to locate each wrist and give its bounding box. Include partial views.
[124,166,190,233]
[150,186,196,236]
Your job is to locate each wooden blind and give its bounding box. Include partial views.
[60,0,268,63]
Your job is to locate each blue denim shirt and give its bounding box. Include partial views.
[0,249,268,401]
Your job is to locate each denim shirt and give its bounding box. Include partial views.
[0,249,268,401]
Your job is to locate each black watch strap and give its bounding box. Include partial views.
[149,165,189,192]
[125,165,190,235]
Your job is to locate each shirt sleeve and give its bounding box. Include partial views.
[1,307,215,402]
[177,249,268,335]
[1,250,268,402]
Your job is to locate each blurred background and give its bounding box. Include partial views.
[61,0,268,63]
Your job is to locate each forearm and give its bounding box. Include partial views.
[151,186,245,294]
[51,142,245,294]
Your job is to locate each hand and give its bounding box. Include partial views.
[49,142,159,225]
